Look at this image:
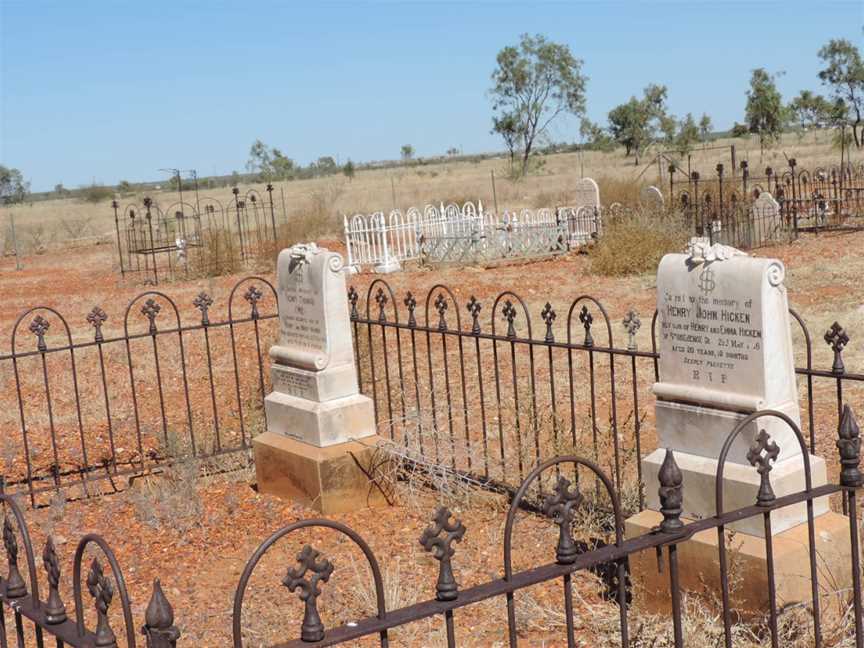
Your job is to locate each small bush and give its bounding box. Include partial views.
[590,212,689,277]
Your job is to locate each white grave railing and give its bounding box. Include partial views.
[344,199,603,272]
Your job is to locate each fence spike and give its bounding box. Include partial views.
[142,579,181,648]
[43,537,67,624]
[658,449,684,533]
[838,406,862,488]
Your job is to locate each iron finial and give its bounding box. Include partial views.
[838,406,862,488]
[466,296,481,334]
[579,305,594,347]
[87,557,117,647]
[825,322,849,374]
[404,292,417,327]
[541,303,556,343]
[43,537,67,624]
[142,579,181,648]
[658,449,684,533]
[419,507,465,601]
[283,545,333,643]
[542,476,583,564]
[747,430,780,506]
[3,517,26,598]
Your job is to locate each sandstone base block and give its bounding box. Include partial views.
[253,432,390,514]
[642,449,829,537]
[625,509,852,616]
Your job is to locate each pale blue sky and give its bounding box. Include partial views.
[1,0,861,191]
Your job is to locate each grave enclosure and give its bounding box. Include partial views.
[0,238,863,645]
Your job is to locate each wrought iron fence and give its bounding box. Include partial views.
[0,276,279,506]
[112,185,286,284]
[348,281,861,505]
[3,406,860,647]
[667,160,864,250]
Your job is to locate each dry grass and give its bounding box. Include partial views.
[1,132,854,257]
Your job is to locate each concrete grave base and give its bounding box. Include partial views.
[642,448,829,537]
[264,390,376,447]
[253,432,391,515]
[625,509,853,617]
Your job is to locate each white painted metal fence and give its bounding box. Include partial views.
[344,200,602,272]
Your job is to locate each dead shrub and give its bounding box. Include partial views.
[128,430,203,537]
[590,212,689,277]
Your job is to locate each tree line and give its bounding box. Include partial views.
[491,33,864,174]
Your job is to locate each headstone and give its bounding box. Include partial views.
[254,243,385,514]
[640,185,664,210]
[264,242,376,446]
[643,237,828,536]
[751,191,781,242]
[574,177,600,211]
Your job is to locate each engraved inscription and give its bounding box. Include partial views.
[279,280,326,353]
[272,368,315,399]
[659,288,763,393]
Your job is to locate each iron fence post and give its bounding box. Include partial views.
[112,200,125,277]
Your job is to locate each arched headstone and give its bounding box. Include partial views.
[574,177,600,210]
[640,185,664,210]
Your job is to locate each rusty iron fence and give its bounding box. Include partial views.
[0,276,279,506]
[1,407,861,647]
[666,160,864,250]
[348,281,861,506]
[1,275,858,513]
[112,184,286,284]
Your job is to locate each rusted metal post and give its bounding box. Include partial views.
[112,200,125,276]
[144,197,158,285]
[266,183,277,242]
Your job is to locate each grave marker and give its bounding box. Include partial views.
[253,243,386,513]
[626,237,851,614]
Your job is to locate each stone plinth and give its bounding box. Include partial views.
[641,449,829,536]
[626,509,853,616]
[254,432,389,514]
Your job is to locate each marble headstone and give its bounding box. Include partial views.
[643,237,828,536]
[751,192,782,242]
[264,243,376,447]
[574,177,600,211]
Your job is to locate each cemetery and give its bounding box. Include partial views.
[0,215,862,645]
[3,5,864,646]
